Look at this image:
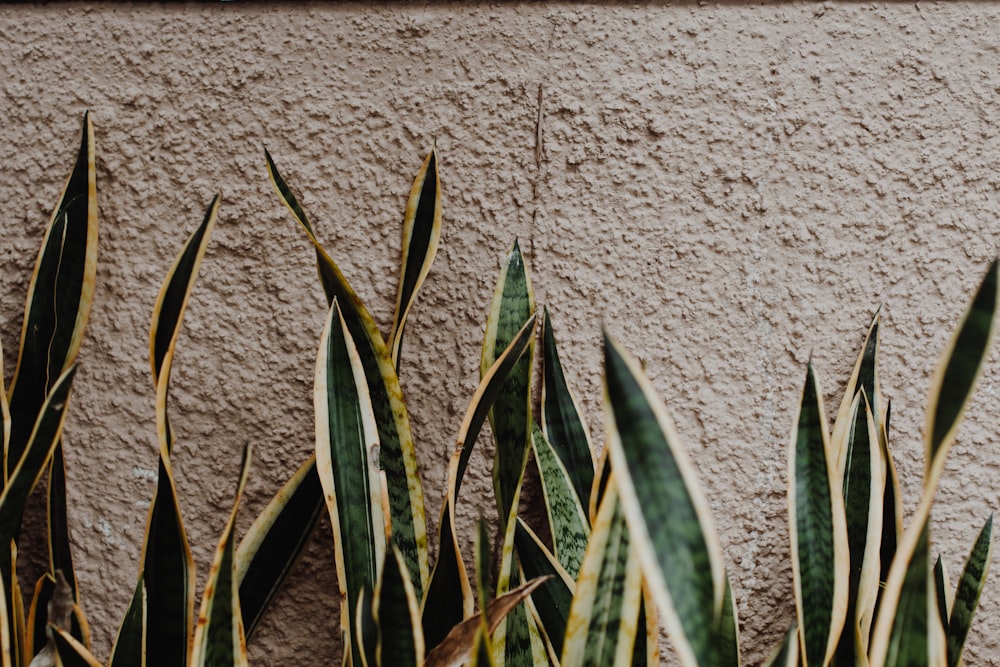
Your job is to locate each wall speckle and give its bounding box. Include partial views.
[1,3,999,665]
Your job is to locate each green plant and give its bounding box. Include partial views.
[8,114,995,667]
[603,260,998,666]
[0,112,97,666]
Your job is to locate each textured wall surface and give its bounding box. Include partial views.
[1,2,999,664]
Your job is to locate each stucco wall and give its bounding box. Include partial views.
[1,2,999,664]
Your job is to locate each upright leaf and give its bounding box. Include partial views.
[603,333,726,667]
[389,147,441,369]
[946,516,992,667]
[561,480,644,667]
[108,577,146,667]
[871,260,998,667]
[7,113,97,481]
[135,196,219,667]
[267,151,428,597]
[189,444,253,667]
[376,545,423,667]
[835,391,884,664]
[541,308,595,513]
[316,299,386,667]
[481,240,535,532]
[532,422,589,578]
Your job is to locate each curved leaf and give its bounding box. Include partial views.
[136,196,219,667]
[926,260,998,477]
[267,150,428,598]
[389,147,441,369]
[422,315,536,652]
[235,454,324,639]
[7,113,97,481]
[602,333,725,667]
[425,577,547,667]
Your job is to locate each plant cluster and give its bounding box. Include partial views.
[0,114,996,667]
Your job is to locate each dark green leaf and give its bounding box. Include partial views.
[789,365,846,667]
[946,515,992,667]
[7,113,97,480]
[316,299,385,667]
[481,240,535,531]
[603,333,723,667]
[267,150,429,598]
[236,455,324,639]
[541,308,595,513]
[389,148,441,370]
[927,260,998,469]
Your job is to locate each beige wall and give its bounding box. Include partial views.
[2,2,999,664]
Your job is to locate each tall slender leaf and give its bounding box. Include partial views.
[376,545,423,667]
[7,113,97,481]
[541,308,595,513]
[789,364,848,667]
[561,480,644,667]
[267,150,428,597]
[532,422,589,578]
[190,443,252,667]
[134,196,219,667]
[603,333,726,667]
[389,147,441,370]
[316,298,386,667]
[481,240,535,531]
[871,260,998,667]
[835,391,883,664]
[108,577,146,667]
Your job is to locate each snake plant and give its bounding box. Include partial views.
[7,115,997,667]
[606,260,998,667]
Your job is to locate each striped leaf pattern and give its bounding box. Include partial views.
[6,113,97,480]
[389,148,441,369]
[532,422,589,579]
[235,455,324,639]
[375,545,423,667]
[561,479,644,667]
[541,308,595,521]
[946,516,992,667]
[603,333,727,667]
[267,150,429,599]
[789,364,848,667]
[316,298,386,667]
[422,315,536,652]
